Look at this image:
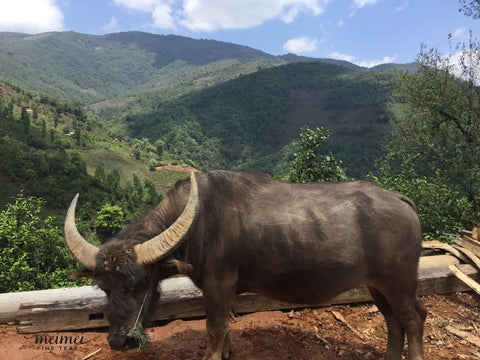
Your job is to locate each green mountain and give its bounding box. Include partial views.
[125,61,395,178]
[0,31,406,179]
[0,32,283,110]
[0,31,407,123]
[0,81,186,214]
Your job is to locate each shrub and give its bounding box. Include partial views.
[0,192,81,292]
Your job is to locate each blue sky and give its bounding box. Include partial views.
[0,0,478,67]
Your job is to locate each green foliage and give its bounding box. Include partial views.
[287,126,348,183]
[155,139,165,159]
[95,204,125,241]
[459,0,480,18]
[374,156,475,241]
[0,193,82,292]
[21,107,30,134]
[390,35,480,204]
[126,62,394,177]
[376,30,480,240]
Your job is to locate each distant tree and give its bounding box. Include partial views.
[32,103,39,122]
[148,158,158,171]
[5,99,14,121]
[132,142,142,160]
[41,119,47,137]
[74,126,83,145]
[144,179,162,205]
[96,203,124,241]
[105,169,121,194]
[155,139,165,159]
[132,173,143,198]
[391,35,480,202]
[53,113,59,128]
[287,126,348,183]
[94,165,106,184]
[21,107,30,134]
[459,0,480,18]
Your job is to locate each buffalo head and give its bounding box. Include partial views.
[64,173,199,350]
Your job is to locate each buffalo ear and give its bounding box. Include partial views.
[68,269,94,280]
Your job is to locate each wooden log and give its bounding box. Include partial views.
[422,240,469,263]
[455,236,480,257]
[473,227,479,241]
[15,263,480,334]
[453,245,480,269]
[0,286,105,324]
[418,254,459,269]
[448,264,480,295]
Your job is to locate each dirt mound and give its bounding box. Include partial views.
[1,293,479,359]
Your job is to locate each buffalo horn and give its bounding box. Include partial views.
[135,172,199,265]
[64,194,99,270]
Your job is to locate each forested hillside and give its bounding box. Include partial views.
[0,32,284,113]
[0,81,174,221]
[0,31,410,126]
[125,61,395,177]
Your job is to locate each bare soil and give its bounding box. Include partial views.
[1,293,479,360]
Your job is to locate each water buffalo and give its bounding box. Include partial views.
[64,170,425,360]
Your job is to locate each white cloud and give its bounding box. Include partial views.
[114,0,330,31]
[0,0,63,34]
[394,1,409,12]
[329,51,356,63]
[180,0,282,31]
[329,51,398,67]
[353,0,380,8]
[350,0,380,17]
[357,54,398,68]
[152,3,177,30]
[113,0,160,12]
[283,36,317,53]
[103,17,119,33]
[452,27,466,38]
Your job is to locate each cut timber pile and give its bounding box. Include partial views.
[423,224,480,295]
[4,226,480,334]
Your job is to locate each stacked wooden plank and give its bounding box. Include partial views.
[432,225,480,295]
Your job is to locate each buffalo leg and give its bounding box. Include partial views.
[202,275,237,360]
[370,284,426,360]
[368,286,405,360]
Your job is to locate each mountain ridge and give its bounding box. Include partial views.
[0,31,413,107]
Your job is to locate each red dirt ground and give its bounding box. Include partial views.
[1,292,479,360]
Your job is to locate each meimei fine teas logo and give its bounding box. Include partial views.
[24,333,95,351]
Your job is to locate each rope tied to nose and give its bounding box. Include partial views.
[127,267,159,350]
[127,290,149,349]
